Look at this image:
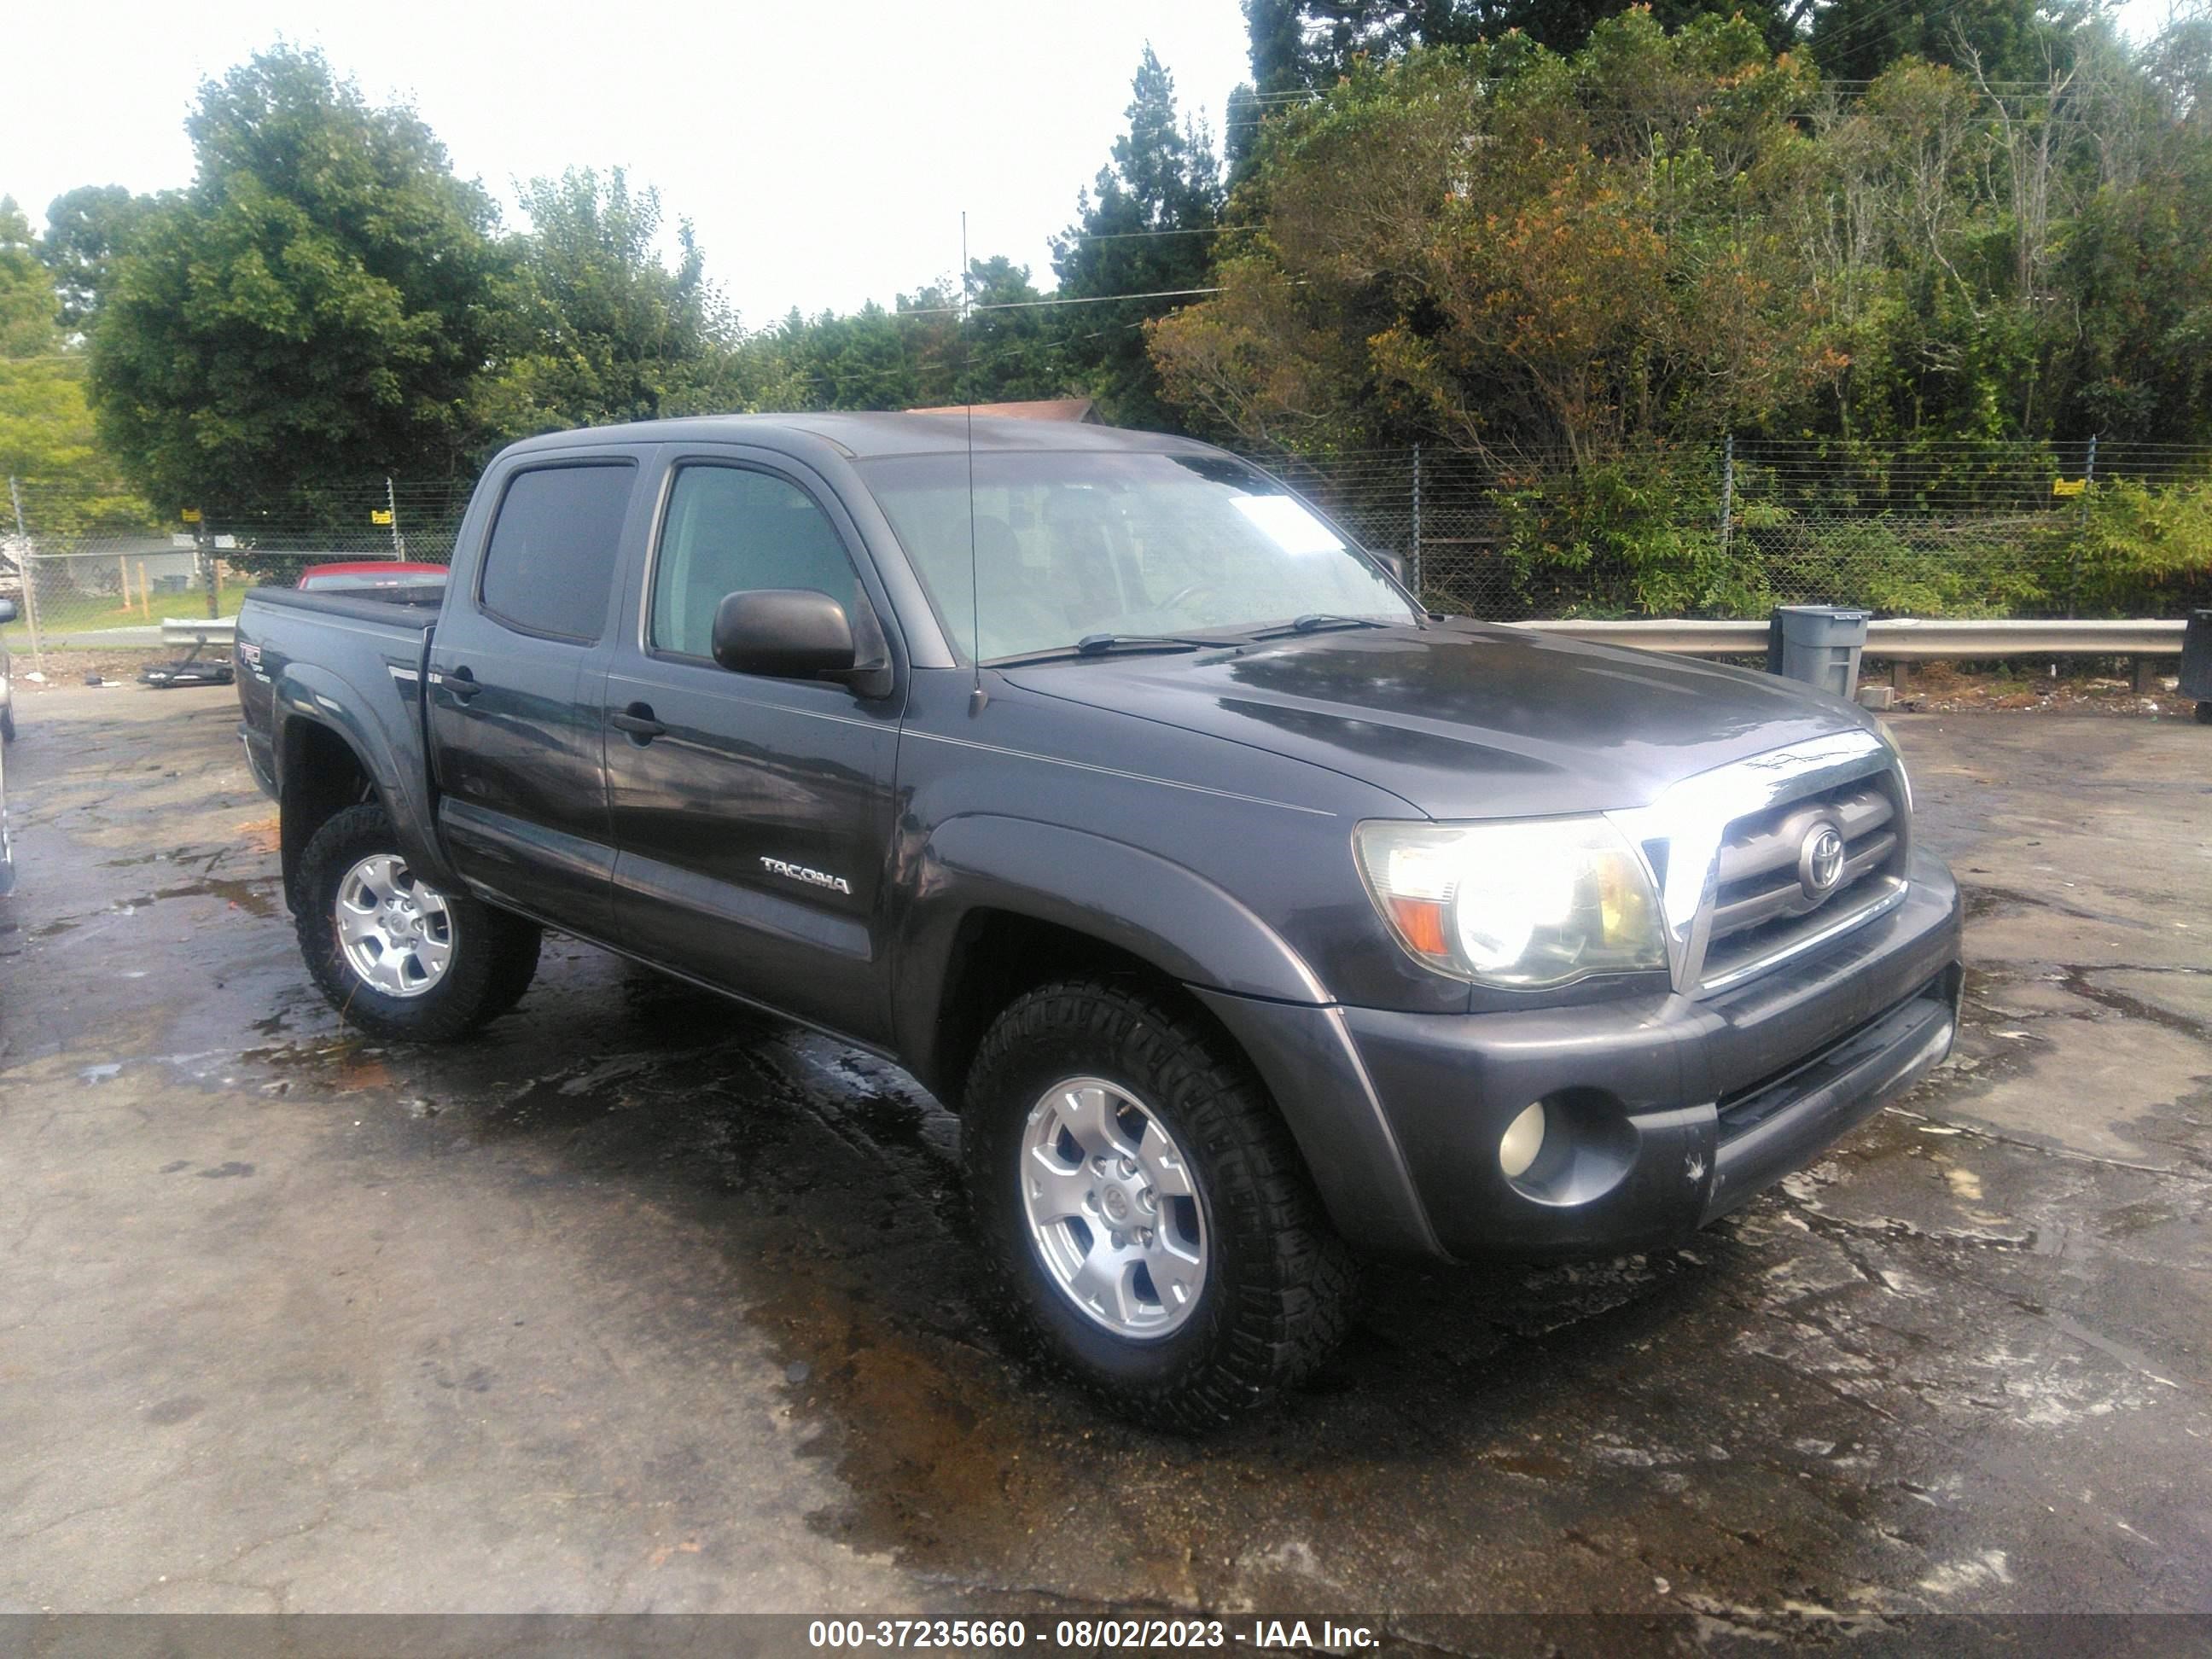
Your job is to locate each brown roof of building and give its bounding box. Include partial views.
[903,397,1101,423]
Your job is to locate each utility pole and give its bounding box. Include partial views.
[2067,434,2097,620]
[195,507,218,619]
[386,475,406,560]
[9,476,44,673]
[1718,434,1736,565]
[1411,443,1423,597]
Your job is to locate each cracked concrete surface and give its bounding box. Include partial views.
[0,688,2207,1619]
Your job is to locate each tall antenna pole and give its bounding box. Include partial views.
[963,210,986,713]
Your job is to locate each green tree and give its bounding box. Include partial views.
[1157,15,1837,461]
[2045,15,2212,444]
[474,166,734,437]
[87,44,509,513]
[1808,0,2088,84]
[0,197,57,358]
[0,198,150,532]
[963,255,1066,399]
[1050,48,1225,429]
[1242,0,1801,94]
[731,256,1060,414]
[40,185,153,330]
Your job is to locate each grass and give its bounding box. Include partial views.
[5,581,233,646]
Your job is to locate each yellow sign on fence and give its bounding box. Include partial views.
[370,508,394,525]
[179,507,202,522]
[2052,477,2087,498]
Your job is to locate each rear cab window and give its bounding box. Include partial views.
[478,463,637,642]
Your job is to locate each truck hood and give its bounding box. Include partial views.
[1000,622,1873,821]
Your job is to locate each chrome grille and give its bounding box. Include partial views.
[1604,728,1913,999]
[1698,773,1908,993]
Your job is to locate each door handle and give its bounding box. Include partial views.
[609,701,667,743]
[439,665,484,702]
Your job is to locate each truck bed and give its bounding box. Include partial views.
[242,582,445,628]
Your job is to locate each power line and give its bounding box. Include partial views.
[894,284,1231,319]
[1054,224,1251,245]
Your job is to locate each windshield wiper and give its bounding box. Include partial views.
[1077,632,1232,654]
[987,633,1235,668]
[1249,614,1398,639]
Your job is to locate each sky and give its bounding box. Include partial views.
[3,1,2188,329]
[3,0,1254,326]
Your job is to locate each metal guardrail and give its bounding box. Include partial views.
[150,611,2175,669]
[1511,617,2185,659]
[161,617,236,646]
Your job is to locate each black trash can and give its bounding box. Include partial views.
[2180,609,2212,725]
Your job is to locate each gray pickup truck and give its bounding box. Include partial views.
[236,414,1962,1428]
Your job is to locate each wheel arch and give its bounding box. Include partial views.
[270,659,451,911]
[269,663,449,904]
[899,816,1444,1260]
[895,815,1328,1104]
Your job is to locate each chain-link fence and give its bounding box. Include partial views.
[3,479,472,671]
[7,442,2209,670]
[1255,439,2212,622]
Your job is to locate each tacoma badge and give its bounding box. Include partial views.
[760,856,853,895]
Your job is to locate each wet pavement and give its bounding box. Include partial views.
[1,684,2207,1623]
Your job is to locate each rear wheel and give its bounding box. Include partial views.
[962,978,1355,1430]
[294,802,539,1042]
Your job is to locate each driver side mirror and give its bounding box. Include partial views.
[1370,549,1409,589]
[711,589,892,699]
[0,598,16,626]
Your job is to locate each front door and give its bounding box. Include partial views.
[602,458,903,1043]
[426,458,637,941]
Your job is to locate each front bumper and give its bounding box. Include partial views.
[1202,847,1961,1262]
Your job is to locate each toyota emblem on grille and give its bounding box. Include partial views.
[1798,820,1848,899]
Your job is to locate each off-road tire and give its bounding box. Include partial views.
[2196,700,2212,726]
[963,977,1357,1431]
[295,802,540,1042]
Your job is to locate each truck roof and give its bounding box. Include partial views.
[496,411,1218,462]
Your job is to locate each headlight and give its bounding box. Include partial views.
[1353,817,1668,988]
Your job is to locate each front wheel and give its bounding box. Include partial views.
[294,802,540,1042]
[962,979,1356,1430]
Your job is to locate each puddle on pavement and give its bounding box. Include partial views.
[125,877,282,919]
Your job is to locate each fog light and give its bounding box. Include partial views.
[1499,1101,1547,1180]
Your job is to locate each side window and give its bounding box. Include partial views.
[479,463,635,642]
[650,465,861,660]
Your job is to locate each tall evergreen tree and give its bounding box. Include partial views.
[1050,48,1225,430]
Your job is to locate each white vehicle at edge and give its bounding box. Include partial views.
[0,594,16,895]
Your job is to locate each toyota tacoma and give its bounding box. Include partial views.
[235,415,1961,1428]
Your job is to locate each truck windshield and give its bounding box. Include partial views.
[857,450,1418,662]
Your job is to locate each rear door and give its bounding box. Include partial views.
[426,456,642,941]
[601,452,904,1044]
